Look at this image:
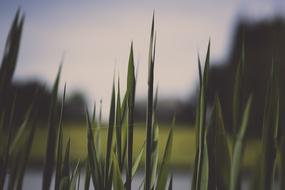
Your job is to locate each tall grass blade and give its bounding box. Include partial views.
[150,86,159,189]
[96,100,102,159]
[55,84,66,190]
[112,151,124,190]
[120,91,128,170]
[104,79,116,189]
[0,9,24,92]
[232,41,245,134]
[156,128,173,190]
[116,78,123,170]
[192,41,210,190]
[86,110,103,190]
[70,161,80,190]
[207,96,231,190]
[62,139,71,181]
[84,161,91,190]
[126,42,136,190]
[253,64,279,190]
[42,65,62,190]
[8,105,33,155]
[15,116,37,189]
[151,124,159,189]
[145,13,155,190]
[229,95,252,190]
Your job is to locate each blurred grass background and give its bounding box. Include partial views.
[30,123,260,169]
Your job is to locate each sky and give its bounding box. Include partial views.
[0,0,285,119]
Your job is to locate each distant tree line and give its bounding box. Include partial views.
[0,81,86,127]
[206,17,285,136]
[134,17,285,136]
[3,17,285,135]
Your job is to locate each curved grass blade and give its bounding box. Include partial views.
[70,161,80,190]
[0,9,24,92]
[192,41,210,190]
[229,95,252,190]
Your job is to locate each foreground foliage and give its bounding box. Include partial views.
[0,10,284,190]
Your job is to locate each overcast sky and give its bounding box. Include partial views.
[1,0,285,118]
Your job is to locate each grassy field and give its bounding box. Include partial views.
[30,123,260,169]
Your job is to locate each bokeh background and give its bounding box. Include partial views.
[1,0,285,122]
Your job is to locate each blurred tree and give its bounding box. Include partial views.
[64,91,86,122]
[1,81,87,126]
[204,17,285,136]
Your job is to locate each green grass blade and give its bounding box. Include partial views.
[0,9,24,92]
[104,79,116,189]
[42,65,62,190]
[8,105,32,155]
[96,101,102,159]
[168,175,173,190]
[126,42,136,190]
[252,64,279,190]
[121,118,128,171]
[151,124,159,189]
[86,110,103,190]
[84,161,91,190]
[200,137,209,190]
[59,177,70,190]
[55,85,66,190]
[119,90,128,170]
[112,151,124,190]
[62,139,71,180]
[7,157,20,190]
[15,119,37,189]
[69,161,80,190]
[229,95,252,190]
[232,41,245,134]
[145,13,155,190]
[207,96,231,190]
[156,128,173,190]
[192,41,210,190]
[132,143,145,178]
[116,78,123,170]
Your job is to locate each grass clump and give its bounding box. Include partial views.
[0,10,285,190]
